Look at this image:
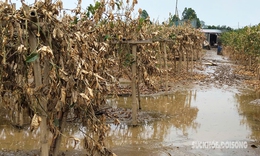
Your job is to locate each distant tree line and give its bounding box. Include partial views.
[205,25,233,31]
[141,7,234,31]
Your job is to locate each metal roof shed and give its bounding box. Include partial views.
[201,29,222,34]
[201,29,222,47]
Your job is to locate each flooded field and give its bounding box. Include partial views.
[1,50,260,155]
[106,87,260,155]
[1,86,260,155]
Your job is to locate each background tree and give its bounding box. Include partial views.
[140,10,152,24]
[168,13,180,26]
[182,7,196,20]
[207,25,233,31]
[200,20,205,28]
[181,7,201,28]
[140,9,149,19]
[171,14,180,22]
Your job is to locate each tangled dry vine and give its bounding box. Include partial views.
[0,0,205,155]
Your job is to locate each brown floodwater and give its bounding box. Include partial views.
[105,87,260,155]
[0,86,260,155]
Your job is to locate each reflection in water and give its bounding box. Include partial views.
[106,87,255,154]
[235,90,260,141]
[0,125,42,150]
[0,90,199,151]
[106,90,199,147]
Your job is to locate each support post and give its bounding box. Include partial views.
[131,44,137,126]
[158,44,162,86]
[257,58,260,80]
[137,51,141,110]
[178,51,181,74]
[163,42,168,94]
[29,29,49,156]
[191,48,194,75]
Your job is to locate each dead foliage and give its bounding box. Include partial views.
[0,0,205,155]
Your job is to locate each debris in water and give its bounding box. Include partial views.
[249,99,260,106]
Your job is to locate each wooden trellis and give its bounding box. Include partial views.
[113,39,174,125]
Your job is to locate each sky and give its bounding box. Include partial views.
[11,0,260,29]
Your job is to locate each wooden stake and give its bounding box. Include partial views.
[249,55,252,70]
[131,44,137,126]
[163,42,168,94]
[137,51,141,110]
[257,58,260,80]
[14,100,19,125]
[178,51,182,74]
[199,50,202,68]
[158,44,162,85]
[191,48,194,75]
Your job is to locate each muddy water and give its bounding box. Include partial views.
[0,87,260,155]
[106,87,260,155]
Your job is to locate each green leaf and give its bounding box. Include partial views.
[115,2,121,10]
[104,35,110,41]
[73,17,78,24]
[69,103,75,108]
[54,118,59,127]
[26,53,39,63]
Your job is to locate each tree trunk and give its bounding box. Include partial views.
[50,110,68,156]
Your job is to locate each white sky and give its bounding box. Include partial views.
[11,0,260,29]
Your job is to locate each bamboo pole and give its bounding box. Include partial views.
[174,49,177,73]
[158,44,162,86]
[185,50,188,73]
[257,58,260,80]
[29,22,49,156]
[163,42,168,94]
[157,44,162,70]
[199,49,202,68]
[178,51,182,74]
[18,107,24,128]
[191,48,194,75]
[14,100,19,125]
[137,51,141,110]
[18,74,24,127]
[249,55,252,70]
[46,28,65,156]
[131,44,137,125]
[111,40,153,124]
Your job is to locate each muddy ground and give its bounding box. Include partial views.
[1,49,260,155]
